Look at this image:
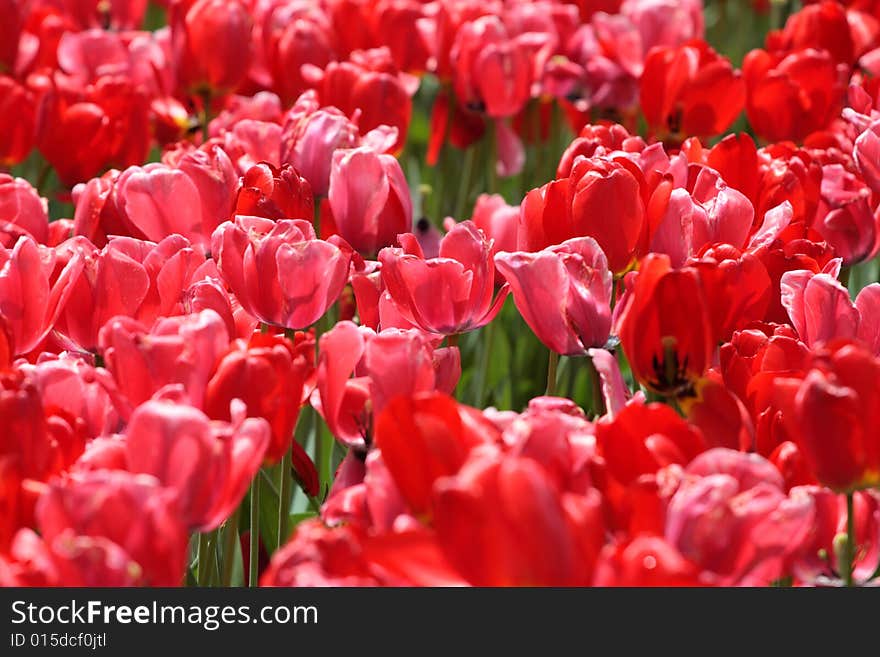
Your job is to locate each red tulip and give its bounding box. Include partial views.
[0,176,48,247]
[171,0,252,96]
[0,0,22,72]
[373,392,496,518]
[37,470,188,586]
[450,16,532,118]
[326,146,413,256]
[615,253,716,394]
[519,156,644,273]
[35,75,151,187]
[743,47,846,143]
[593,536,704,586]
[98,309,229,411]
[234,162,314,222]
[778,340,880,492]
[640,40,745,140]
[767,0,857,66]
[305,47,415,153]
[433,451,605,586]
[0,77,35,168]
[495,237,612,355]
[379,222,509,335]
[204,331,317,485]
[262,3,336,106]
[212,216,352,330]
[595,401,706,486]
[0,236,82,357]
[125,399,269,531]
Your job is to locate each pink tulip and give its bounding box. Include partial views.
[125,399,269,532]
[665,448,815,585]
[780,262,880,354]
[0,236,82,356]
[56,234,211,351]
[378,221,509,335]
[112,148,237,252]
[0,175,48,247]
[36,470,188,587]
[280,92,360,196]
[211,216,352,329]
[813,164,880,266]
[327,146,413,256]
[98,309,230,411]
[446,194,519,284]
[22,354,123,439]
[495,237,612,355]
[311,320,460,448]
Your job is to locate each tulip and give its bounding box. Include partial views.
[306,47,415,153]
[433,451,605,586]
[813,164,880,266]
[234,162,314,221]
[595,401,706,486]
[594,536,704,586]
[450,16,532,118]
[204,331,317,486]
[125,399,270,532]
[171,0,253,96]
[780,265,880,353]
[767,0,856,66]
[495,237,612,356]
[0,236,83,357]
[374,392,496,518]
[640,41,745,139]
[111,152,237,252]
[665,448,816,585]
[98,309,230,411]
[37,470,188,586]
[778,340,880,492]
[280,93,361,197]
[743,47,846,143]
[313,321,461,449]
[0,77,35,168]
[519,156,644,273]
[56,234,210,351]
[0,0,22,72]
[262,4,336,106]
[327,146,413,256]
[35,75,151,187]
[615,254,716,394]
[0,176,48,247]
[379,222,508,335]
[211,216,352,330]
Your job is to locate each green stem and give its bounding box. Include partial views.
[586,357,606,418]
[453,145,477,220]
[197,531,211,587]
[471,321,495,406]
[486,120,498,194]
[546,350,559,396]
[839,266,852,293]
[220,507,239,587]
[248,479,260,588]
[845,492,856,587]
[277,446,292,550]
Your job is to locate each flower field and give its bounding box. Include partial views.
[1,0,880,588]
